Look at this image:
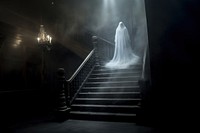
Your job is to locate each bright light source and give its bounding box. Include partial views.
[37,25,52,45]
[13,34,22,48]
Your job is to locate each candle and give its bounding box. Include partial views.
[47,35,50,41]
[37,37,40,43]
[50,37,52,44]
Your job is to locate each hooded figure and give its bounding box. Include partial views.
[105,22,139,69]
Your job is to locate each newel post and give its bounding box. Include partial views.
[55,68,70,121]
[92,36,98,48]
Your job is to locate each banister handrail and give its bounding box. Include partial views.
[93,36,115,64]
[81,30,114,46]
[97,36,114,46]
[67,49,95,82]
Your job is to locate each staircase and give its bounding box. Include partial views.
[70,63,142,122]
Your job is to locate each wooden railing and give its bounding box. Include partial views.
[66,49,96,105]
[93,36,114,65]
[65,35,114,105]
[56,49,96,116]
[55,34,115,116]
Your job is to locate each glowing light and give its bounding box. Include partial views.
[37,25,52,45]
[105,22,139,69]
[37,37,40,43]
[49,37,52,43]
[13,34,22,48]
[101,0,117,26]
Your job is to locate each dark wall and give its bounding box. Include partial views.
[0,1,95,128]
[0,21,84,128]
[0,22,83,90]
[143,0,199,130]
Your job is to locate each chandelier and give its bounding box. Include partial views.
[37,25,52,50]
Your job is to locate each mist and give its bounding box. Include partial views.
[55,0,148,58]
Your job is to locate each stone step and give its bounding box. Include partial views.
[70,111,137,122]
[90,72,141,78]
[84,81,138,87]
[81,86,140,92]
[87,76,140,82]
[71,104,140,114]
[77,92,141,98]
[93,67,142,74]
[70,63,142,122]
[73,98,141,105]
[94,64,142,69]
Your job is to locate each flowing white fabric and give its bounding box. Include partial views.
[105,22,139,69]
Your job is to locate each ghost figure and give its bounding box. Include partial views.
[105,22,139,69]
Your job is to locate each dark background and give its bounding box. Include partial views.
[142,0,199,131]
[0,0,199,131]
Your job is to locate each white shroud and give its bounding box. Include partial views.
[105,22,139,69]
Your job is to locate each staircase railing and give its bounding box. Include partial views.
[66,49,96,105]
[93,36,114,65]
[71,29,114,64]
[65,35,114,106]
[55,34,115,117]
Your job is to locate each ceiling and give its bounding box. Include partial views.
[0,0,105,58]
[0,0,137,35]
[0,0,101,34]
[0,0,145,57]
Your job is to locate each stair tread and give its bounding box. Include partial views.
[91,72,141,75]
[75,98,141,100]
[85,81,138,84]
[70,63,142,121]
[71,104,140,108]
[79,92,140,94]
[82,86,139,89]
[93,68,141,72]
[95,64,142,67]
[70,111,137,117]
[88,76,140,79]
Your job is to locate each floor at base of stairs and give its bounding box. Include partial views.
[4,119,161,133]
